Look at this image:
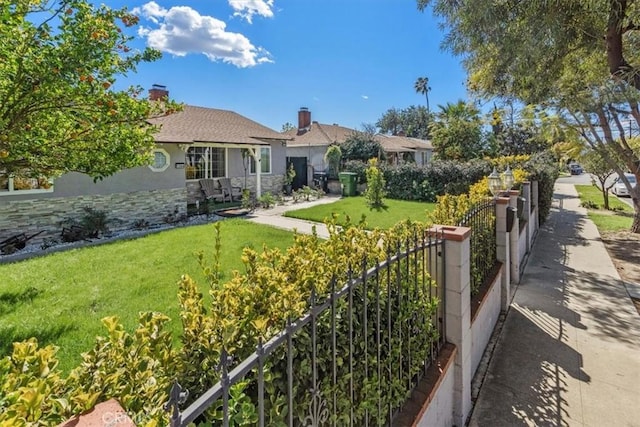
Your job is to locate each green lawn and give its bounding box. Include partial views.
[575,184,634,232]
[284,196,436,229]
[0,219,295,372]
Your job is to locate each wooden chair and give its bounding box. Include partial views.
[199,179,225,203]
[218,177,243,202]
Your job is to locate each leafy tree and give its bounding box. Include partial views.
[0,0,178,181]
[324,144,342,179]
[418,0,640,232]
[281,122,295,132]
[376,105,431,139]
[581,150,616,210]
[492,105,553,156]
[429,100,484,161]
[414,76,431,113]
[376,108,403,136]
[341,131,384,162]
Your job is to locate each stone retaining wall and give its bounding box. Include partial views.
[0,188,187,244]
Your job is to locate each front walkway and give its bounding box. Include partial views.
[469,183,640,426]
[246,194,340,239]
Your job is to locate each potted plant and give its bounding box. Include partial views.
[283,163,296,195]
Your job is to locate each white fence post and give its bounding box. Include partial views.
[432,225,472,426]
[522,181,532,252]
[495,196,511,311]
[507,190,520,285]
[531,180,539,234]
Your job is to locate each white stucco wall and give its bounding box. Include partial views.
[470,268,502,377]
[414,354,456,427]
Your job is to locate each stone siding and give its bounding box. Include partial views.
[0,188,187,244]
[187,175,285,203]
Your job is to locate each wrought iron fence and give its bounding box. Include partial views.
[457,199,497,295]
[165,230,445,426]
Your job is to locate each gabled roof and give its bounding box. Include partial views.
[284,122,356,147]
[148,105,288,145]
[374,134,433,153]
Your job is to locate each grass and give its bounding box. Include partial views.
[0,219,295,372]
[284,196,436,229]
[575,184,634,232]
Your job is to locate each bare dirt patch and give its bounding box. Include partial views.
[600,231,640,315]
[601,231,640,284]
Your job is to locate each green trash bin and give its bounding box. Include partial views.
[338,172,358,196]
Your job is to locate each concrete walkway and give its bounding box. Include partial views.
[469,183,640,426]
[245,194,341,239]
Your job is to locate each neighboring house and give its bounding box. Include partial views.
[283,108,354,187]
[284,108,433,186]
[374,133,433,167]
[0,85,289,244]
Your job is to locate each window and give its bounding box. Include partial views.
[0,173,53,195]
[185,147,226,180]
[250,147,271,174]
[149,148,170,172]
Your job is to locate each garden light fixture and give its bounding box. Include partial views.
[502,165,514,191]
[488,165,514,197]
[488,167,503,197]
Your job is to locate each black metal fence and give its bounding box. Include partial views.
[165,231,445,426]
[457,199,497,295]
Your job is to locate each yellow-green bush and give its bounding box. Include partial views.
[1,219,438,425]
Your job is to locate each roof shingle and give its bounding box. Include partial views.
[284,122,356,147]
[149,105,287,145]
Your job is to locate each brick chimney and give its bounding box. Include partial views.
[149,84,169,101]
[298,107,311,130]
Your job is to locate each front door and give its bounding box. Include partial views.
[287,157,307,189]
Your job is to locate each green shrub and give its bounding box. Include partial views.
[258,191,275,208]
[581,200,599,209]
[523,151,559,224]
[364,158,386,208]
[2,218,439,425]
[343,160,368,184]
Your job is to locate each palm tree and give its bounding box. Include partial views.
[414,77,431,114]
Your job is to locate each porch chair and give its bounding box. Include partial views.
[199,179,225,203]
[218,177,243,202]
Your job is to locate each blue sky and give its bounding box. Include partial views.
[112,0,469,131]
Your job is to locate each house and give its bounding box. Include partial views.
[283,107,354,188]
[284,107,433,187]
[374,133,433,167]
[0,85,289,244]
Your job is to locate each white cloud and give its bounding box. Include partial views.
[361,95,369,100]
[228,0,275,23]
[135,2,272,68]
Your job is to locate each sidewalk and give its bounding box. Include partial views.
[468,183,640,426]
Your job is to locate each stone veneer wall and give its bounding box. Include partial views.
[187,175,285,203]
[0,188,187,244]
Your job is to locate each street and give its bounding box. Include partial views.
[557,172,634,208]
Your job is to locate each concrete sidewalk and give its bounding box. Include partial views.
[469,183,640,426]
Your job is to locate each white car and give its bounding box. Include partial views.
[612,173,637,197]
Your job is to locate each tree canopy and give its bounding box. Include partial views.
[430,100,484,161]
[0,0,178,181]
[419,0,640,232]
[341,131,384,162]
[376,105,431,139]
[414,77,431,113]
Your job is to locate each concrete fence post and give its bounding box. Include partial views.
[430,225,472,426]
[531,180,539,231]
[507,190,520,285]
[495,197,511,311]
[522,181,532,252]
